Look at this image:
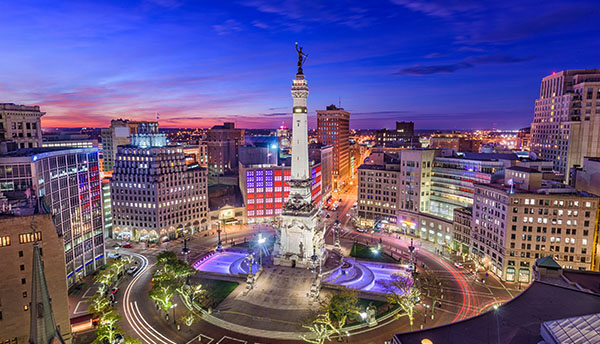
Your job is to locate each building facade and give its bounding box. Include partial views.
[375,121,419,148]
[0,214,72,344]
[239,162,322,224]
[398,149,436,213]
[0,147,104,286]
[309,143,333,202]
[575,157,600,196]
[472,167,599,283]
[102,177,112,238]
[205,122,244,177]
[0,103,45,149]
[101,119,158,172]
[317,105,350,191]
[111,135,208,242]
[530,70,600,183]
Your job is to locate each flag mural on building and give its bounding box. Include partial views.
[242,164,321,223]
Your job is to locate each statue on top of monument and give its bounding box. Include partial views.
[295,42,308,73]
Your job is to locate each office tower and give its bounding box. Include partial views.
[309,143,333,202]
[0,214,72,344]
[111,133,208,241]
[430,133,481,153]
[101,119,158,172]
[357,154,402,226]
[317,104,350,191]
[375,121,419,148]
[205,122,244,176]
[429,153,553,219]
[0,147,104,286]
[102,177,113,238]
[398,149,436,213]
[472,167,599,283]
[0,103,45,148]
[530,69,600,183]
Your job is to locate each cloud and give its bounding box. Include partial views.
[396,53,533,75]
[213,19,244,35]
[390,0,479,18]
[396,62,473,75]
[251,20,270,29]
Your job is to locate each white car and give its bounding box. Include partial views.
[454,262,464,269]
[127,266,138,275]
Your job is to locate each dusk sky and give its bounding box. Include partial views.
[1,1,599,130]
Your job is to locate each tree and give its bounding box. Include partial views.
[300,312,334,344]
[94,269,115,296]
[88,293,111,317]
[415,270,441,317]
[149,279,176,313]
[379,274,421,330]
[319,287,360,336]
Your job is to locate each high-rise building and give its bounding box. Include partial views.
[0,147,104,286]
[0,214,71,344]
[205,122,244,177]
[375,121,419,148]
[472,167,599,283]
[0,103,45,149]
[102,177,113,238]
[309,143,333,202]
[111,133,208,241]
[317,104,350,191]
[398,149,436,213]
[530,69,600,183]
[101,119,158,172]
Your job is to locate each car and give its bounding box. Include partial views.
[325,214,330,218]
[108,253,122,260]
[122,243,133,248]
[454,262,464,269]
[114,334,124,344]
[110,287,120,295]
[127,266,138,275]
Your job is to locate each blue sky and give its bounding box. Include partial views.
[0,0,599,129]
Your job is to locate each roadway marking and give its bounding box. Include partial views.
[186,334,214,344]
[73,300,89,315]
[216,337,247,344]
[82,287,96,299]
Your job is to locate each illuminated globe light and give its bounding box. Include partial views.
[421,340,434,344]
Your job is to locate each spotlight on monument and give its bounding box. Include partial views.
[360,312,367,320]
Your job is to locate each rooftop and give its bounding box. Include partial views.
[393,281,600,344]
[507,166,541,173]
[0,146,97,159]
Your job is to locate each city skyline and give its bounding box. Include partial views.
[1,0,599,130]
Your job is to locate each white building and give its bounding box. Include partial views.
[110,134,208,242]
[0,103,44,148]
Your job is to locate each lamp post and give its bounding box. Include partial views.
[216,221,223,251]
[408,238,416,273]
[172,303,178,326]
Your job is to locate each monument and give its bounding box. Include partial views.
[273,43,325,268]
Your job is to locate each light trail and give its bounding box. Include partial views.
[122,253,176,344]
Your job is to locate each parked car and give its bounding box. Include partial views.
[454,262,464,269]
[110,287,120,295]
[122,243,133,248]
[325,214,330,218]
[127,266,138,275]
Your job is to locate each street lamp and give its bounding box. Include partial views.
[216,221,223,251]
[172,303,178,325]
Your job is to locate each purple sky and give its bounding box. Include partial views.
[1,0,599,130]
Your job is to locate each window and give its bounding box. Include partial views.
[19,232,41,244]
[23,291,27,298]
[0,236,10,247]
[20,264,24,271]
[21,278,26,285]
[18,250,23,257]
